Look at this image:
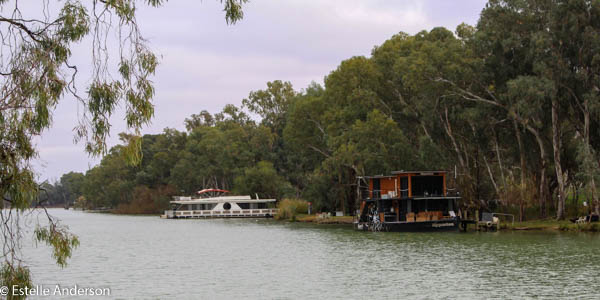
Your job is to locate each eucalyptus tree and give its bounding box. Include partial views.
[137,129,187,187]
[0,0,246,292]
[59,172,85,204]
[170,105,266,194]
[82,146,136,208]
[409,1,567,218]
[546,0,600,215]
[243,80,297,132]
[243,80,298,183]
[370,27,500,208]
[321,56,389,212]
[467,0,600,219]
[233,161,291,199]
[184,110,216,131]
[282,83,329,198]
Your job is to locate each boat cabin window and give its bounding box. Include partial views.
[182,204,216,210]
[372,178,381,198]
[411,176,443,197]
[400,177,408,197]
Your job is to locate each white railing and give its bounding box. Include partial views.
[166,208,279,218]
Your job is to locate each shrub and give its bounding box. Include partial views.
[276,198,308,221]
[113,185,175,214]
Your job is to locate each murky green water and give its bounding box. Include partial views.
[20,209,600,299]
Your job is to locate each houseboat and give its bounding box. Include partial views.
[355,171,461,232]
[162,189,278,219]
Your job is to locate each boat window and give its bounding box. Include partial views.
[223,202,231,210]
[372,178,381,198]
[238,203,250,209]
[400,177,408,198]
[411,176,443,197]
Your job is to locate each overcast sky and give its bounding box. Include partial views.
[33,0,488,182]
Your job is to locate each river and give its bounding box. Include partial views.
[19,209,600,299]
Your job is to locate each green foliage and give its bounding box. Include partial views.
[576,141,600,200]
[0,264,31,300]
[34,224,80,268]
[185,110,215,131]
[329,109,416,175]
[243,80,297,130]
[221,0,248,24]
[234,161,292,199]
[275,199,309,221]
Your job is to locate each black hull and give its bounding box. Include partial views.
[356,219,459,232]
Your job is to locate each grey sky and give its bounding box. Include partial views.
[33,0,488,182]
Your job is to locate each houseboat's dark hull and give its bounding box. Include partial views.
[355,218,460,232]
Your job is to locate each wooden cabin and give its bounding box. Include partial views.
[356,171,460,232]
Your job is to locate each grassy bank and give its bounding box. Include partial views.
[275,198,354,224]
[296,214,354,224]
[499,219,599,232]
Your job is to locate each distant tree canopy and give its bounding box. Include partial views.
[48,0,600,224]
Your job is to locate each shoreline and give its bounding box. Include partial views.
[500,219,599,232]
[76,209,599,232]
[292,214,599,232]
[295,214,354,224]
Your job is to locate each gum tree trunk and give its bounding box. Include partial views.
[552,100,566,220]
[527,126,548,218]
[514,120,526,221]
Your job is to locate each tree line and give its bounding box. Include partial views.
[44,0,600,220]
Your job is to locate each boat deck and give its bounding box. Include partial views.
[163,208,278,219]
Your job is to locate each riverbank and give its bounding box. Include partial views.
[500,219,599,232]
[295,214,354,224]
[96,208,599,232]
[292,215,599,232]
